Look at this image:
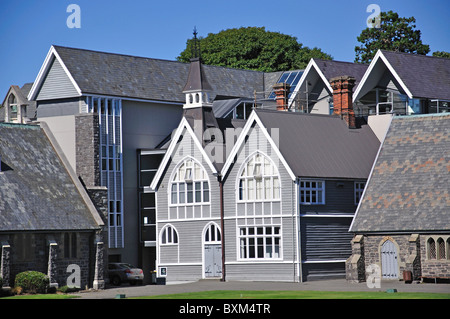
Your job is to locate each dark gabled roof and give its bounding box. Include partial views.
[0,123,101,232]
[350,114,450,233]
[0,83,37,121]
[183,58,213,92]
[313,59,369,87]
[255,109,380,179]
[380,50,450,100]
[52,46,265,102]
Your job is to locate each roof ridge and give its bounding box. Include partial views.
[380,49,450,62]
[313,58,369,67]
[255,108,338,119]
[52,45,187,65]
[52,45,266,74]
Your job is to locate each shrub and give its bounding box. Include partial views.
[14,271,49,294]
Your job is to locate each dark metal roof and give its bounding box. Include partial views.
[255,109,380,179]
[380,50,450,100]
[53,46,265,102]
[0,123,100,232]
[350,114,450,233]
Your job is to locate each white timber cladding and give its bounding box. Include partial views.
[156,127,221,280]
[86,96,124,249]
[223,122,299,282]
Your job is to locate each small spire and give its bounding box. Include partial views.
[191,26,201,60]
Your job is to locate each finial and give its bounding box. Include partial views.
[191,26,201,60]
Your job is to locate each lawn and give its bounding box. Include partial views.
[135,290,450,299]
[2,290,449,299]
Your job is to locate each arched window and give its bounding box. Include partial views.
[8,94,18,120]
[447,238,450,260]
[161,225,178,245]
[238,152,280,201]
[204,223,221,244]
[64,233,77,258]
[170,158,209,205]
[427,238,436,259]
[437,238,445,260]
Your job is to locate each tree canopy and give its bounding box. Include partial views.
[177,27,332,72]
[355,11,430,64]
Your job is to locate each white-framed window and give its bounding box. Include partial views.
[8,94,18,120]
[204,223,221,244]
[300,180,325,204]
[354,181,366,205]
[170,158,210,205]
[161,225,178,245]
[238,225,281,260]
[238,152,280,202]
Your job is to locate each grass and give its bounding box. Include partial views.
[135,290,450,299]
[2,289,449,299]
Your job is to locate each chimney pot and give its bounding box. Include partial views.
[330,76,356,128]
[273,82,291,111]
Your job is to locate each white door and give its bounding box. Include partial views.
[204,223,222,278]
[204,244,222,277]
[381,240,398,279]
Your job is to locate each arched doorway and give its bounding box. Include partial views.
[203,223,222,278]
[381,240,398,279]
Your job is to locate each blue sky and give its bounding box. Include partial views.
[1,0,449,98]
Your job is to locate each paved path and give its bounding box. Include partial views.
[73,279,450,299]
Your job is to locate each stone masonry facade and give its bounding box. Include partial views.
[347,233,450,282]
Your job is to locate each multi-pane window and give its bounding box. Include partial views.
[354,181,366,205]
[239,226,281,259]
[88,96,123,249]
[427,236,450,260]
[161,225,178,245]
[170,158,210,205]
[205,223,221,244]
[8,94,18,120]
[300,180,325,204]
[238,153,280,201]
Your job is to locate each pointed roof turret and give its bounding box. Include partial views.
[183,27,213,93]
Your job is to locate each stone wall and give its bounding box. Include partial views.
[347,233,423,282]
[420,235,450,279]
[75,113,100,187]
[1,232,99,289]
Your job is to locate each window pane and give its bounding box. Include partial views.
[195,182,202,202]
[203,182,209,202]
[273,177,280,199]
[179,184,185,203]
[171,184,177,204]
[187,182,193,203]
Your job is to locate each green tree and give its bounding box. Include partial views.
[355,11,430,63]
[432,51,450,59]
[177,27,332,72]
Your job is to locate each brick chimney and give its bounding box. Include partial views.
[330,76,356,128]
[273,82,291,111]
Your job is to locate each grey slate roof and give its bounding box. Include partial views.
[0,123,100,232]
[255,109,380,179]
[53,46,266,102]
[313,59,369,87]
[350,114,450,233]
[381,50,450,100]
[0,83,37,121]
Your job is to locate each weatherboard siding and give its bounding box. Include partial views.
[223,123,299,281]
[156,127,221,281]
[36,57,79,100]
